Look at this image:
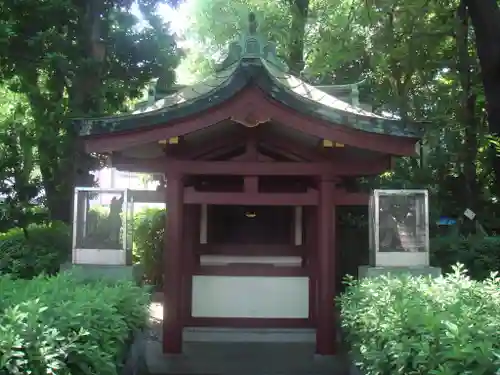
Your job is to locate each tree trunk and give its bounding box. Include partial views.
[65,0,107,221]
[287,0,309,75]
[465,0,500,194]
[457,0,479,211]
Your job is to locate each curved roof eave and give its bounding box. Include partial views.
[75,61,244,137]
[258,60,423,139]
[75,57,423,140]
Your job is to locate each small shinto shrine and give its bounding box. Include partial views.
[73,14,423,356]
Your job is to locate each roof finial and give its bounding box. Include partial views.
[248,12,257,35]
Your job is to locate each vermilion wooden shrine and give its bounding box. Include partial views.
[74,14,423,356]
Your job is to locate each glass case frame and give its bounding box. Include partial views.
[368,189,429,267]
[72,187,134,266]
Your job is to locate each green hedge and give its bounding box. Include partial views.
[0,272,149,375]
[431,235,500,280]
[340,265,500,375]
[0,207,165,282]
[0,222,70,279]
[133,208,165,286]
[81,206,165,285]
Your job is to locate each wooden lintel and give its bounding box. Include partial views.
[169,160,332,176]
[110,187,368,206]
[184,187,318,205]
[195,243,304,256]
[168,159,390,177]
[112,155,391,177]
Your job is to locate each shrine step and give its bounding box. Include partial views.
[144,341,351,375]
[182,327,316,343]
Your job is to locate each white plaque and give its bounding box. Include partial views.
[464,208,476,220]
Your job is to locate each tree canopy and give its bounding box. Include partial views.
[179,0,500,230]
[0,0,182,224]
[0,0,499,232]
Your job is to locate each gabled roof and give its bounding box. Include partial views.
[74,13,423,140]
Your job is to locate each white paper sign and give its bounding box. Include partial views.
[464,208,476,220]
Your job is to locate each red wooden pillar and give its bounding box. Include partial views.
[163,173,184,354]
[316,177,336,355]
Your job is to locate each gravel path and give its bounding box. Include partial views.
[147,292,164,342]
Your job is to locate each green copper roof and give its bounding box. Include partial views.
[74,13,423,139]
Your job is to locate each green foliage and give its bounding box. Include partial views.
[86,207,109,235]
[133,208,166,286]
[180,0,292,81]
[0,1,183,223]
[0,205,49,233]
[82,207,124,250]
[340,265,500,375]
[431,236,500,280]
[0,223,70,279]
[0,272,149,375]
[183,0,500,217]
[0,85,44,232]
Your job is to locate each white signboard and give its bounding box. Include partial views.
[464,208,476,220]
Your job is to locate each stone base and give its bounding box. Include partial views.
[182,327,316,343]
[144,341,347,375]
[60,262,143,284]
[358,265,441,279]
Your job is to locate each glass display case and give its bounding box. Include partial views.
[72,188,134,265]
[368,189,429,266]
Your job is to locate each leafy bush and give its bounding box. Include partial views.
[0,204,50,233]
[431,235,500,279]
[0,222,70,279]
[0,272,149,375]
[133,208,165,286]
[340,265,500,375]
[81,207,113,248]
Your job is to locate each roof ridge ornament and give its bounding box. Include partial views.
[216,11,288,72]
